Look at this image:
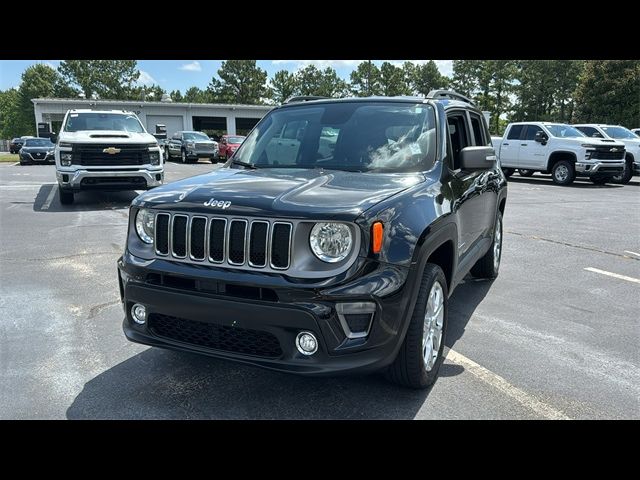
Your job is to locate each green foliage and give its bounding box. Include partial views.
[170,90,183,102]
[409,61,449,96]
[183,87,211,103]
[128,84,166,102]
[573,60,640,127]
[296,65,349,98]
[270,70,298,104]
[16,64,65,135]
[380,62,412,96]
[350,61,382,96]
[208,60,269,104]
[0,89,22,139]
[58,60,140,100]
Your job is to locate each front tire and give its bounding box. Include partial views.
[518,169,535,177]
[387,263,448,389]
[551,160,575,185]
[164,146,171,161]
[59,189,74,205]
[471,211,503,279]
[181,149,187,164]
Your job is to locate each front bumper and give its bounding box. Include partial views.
[57,168,164,191]
[117,250,415,375]
[187,149,217,158]
[575,160,625,177]
[21,152,54,163]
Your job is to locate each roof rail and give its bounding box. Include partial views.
[283,95,328,104]
[426,89,475,106]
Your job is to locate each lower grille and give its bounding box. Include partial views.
[148,313,283,358]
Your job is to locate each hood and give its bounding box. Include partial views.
[21,146,54,152]
[566,137,626,147]
[58,130,157,144]
[135,167,425,220]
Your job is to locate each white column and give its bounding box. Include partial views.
[226,115,236,135]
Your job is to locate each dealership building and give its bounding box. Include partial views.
[31,98,274,138]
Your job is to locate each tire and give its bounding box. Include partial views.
[164,146,171,161]
[59,189,74,205]
[501,167,514,178]
[471,211,503,279]
[612,158,633,184]
[386,263,448,389]
[181,149,187,164]
[518,169,535,177]
[551,160,575,185]
[591,177,612,185]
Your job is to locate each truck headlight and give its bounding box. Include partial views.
[60,152,72,166]
[135,208,155,244]
[585,150,593,160]
[186,142,195,149]
[309,222,353,263]
[149,151,160,165]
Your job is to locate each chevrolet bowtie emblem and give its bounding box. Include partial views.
[103,147,121,155]
[610,148,619,152]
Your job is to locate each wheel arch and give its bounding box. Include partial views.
[546,150,577,172]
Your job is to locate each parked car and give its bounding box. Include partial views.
[492,122,626,185]
[217,134,245,160]
[53,109,164,205]
[117,90,507,389]
[18,137,55,165]
[9,136,36,154]
[574,124,640,184]
[165,131,218,163]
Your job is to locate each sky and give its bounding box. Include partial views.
[0,60,454,92]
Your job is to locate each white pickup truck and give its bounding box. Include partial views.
[573,124,640,184]
[491,122,626,185]
[52,109,164,205]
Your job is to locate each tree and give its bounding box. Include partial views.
[450,60,482,97]
[208,60,268,104]
[409,61,448,96]
[0,89,22,139]
[573,60,640,127]
[350,61,382,96]
[58,60,140,100]
[482,60,518,134]
[379,62,412,96]
[183,87,210,103]
[170,89,183,102]
[128,84,166,101]
[270,70,298,104]
[296,65,349,97]
[17,64,65,135]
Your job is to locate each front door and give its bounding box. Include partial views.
[519,124,548,169]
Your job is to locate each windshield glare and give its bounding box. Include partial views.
[545,124,585,138]
[601,126,637,139]
[232,102,436,173]
[183,132,210,141]
[63,113,145,133]
[24,138,54,147]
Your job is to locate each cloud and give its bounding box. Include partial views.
[137,70,156,86]
[179,61,202,72]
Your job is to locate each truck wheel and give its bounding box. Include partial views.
[471,211,503,279]
[501,167,514,178]
[518,169,535,177]
[181,149,187,164]
[612,158,633,184]
[59,189,74,205]
[551,161,575,185]
[164,146,171,160]
[386,263,448,389]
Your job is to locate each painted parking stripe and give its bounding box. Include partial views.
[11,162,19,166]
[41,184,57,210]
[446,349,570,420]
[624,250,640,258]
[584,267,640,285]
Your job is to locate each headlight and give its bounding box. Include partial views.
[186,142,195,149]
[135,208,155,244]
[60,152,72,166]
[47,150,54,155]
[309,222,353,263]
[149,151,160,165]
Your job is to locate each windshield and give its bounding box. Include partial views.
[601,126,638,139]
[183,132,210,141]
[232,102,437,173]
[24,138,54,147]
[545,124,585,138]
[63,112,145,133]
[227,136,245,144]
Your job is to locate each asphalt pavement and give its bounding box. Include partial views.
[0,162,638,419]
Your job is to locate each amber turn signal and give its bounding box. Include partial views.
[372,221,384,254]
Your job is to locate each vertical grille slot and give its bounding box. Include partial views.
[171,215,188,258]
[155,213,170,255]
[228,220,247,265]
[249,221,269,267]
[189,216,207,260]
[208,218,226,263]
[270,222,292,269]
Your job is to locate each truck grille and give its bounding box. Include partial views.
[73,144,150,166]
[195,142,216,151]
[154,212,292,272]
[593,147,625,160]
[148,313,283,358]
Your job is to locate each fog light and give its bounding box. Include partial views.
[131,303,147,324]
[295,331,318,355]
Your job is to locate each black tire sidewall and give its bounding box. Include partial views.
[552,160,575,185]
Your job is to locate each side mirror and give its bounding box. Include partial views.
[50,133,58,144]
[460,146,496,170]
[534,131,548,144]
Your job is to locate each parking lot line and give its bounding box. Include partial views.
[584,267,640,285]
[41,184,57,211]
[446,349,571,420]
[624,250,640,258]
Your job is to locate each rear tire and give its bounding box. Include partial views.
[164,146,171,161]
[471,211,503,279]
[59,189,74,205]
[612,158,633,184]
[551,160,575,185]
[386,263,448,389]
[181,149,187,164]
[501,167,514,178]
[518,169,535,177]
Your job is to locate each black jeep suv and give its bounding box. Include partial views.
[117,91,507,388]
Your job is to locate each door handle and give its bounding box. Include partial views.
[503,143,509,146]
[521,143,528,146]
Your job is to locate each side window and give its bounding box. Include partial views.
[447,111,471,170]
[506,125,524,140]
[469,113,488,146]
[317,126,340,160]
[523,124,544,141]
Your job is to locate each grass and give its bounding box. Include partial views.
[0,154,19,163]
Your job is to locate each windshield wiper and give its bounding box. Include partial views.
[230,159,258,170]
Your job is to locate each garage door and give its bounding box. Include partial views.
[146,115,184,137]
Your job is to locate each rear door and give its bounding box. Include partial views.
[519,124,548,169]
[469,111,498,237]
[499,124,523,168]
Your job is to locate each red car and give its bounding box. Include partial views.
[218,134,245,160]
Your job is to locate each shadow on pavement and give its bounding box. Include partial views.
[446,276,493,349]
[507,175,625,189]
[32,184,139,212]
